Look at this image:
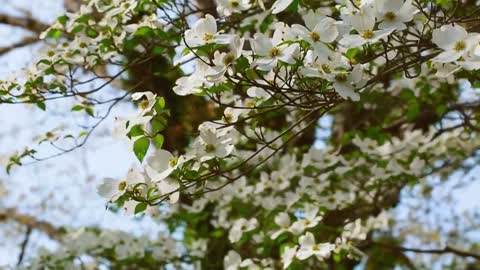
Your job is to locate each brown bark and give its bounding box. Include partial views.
[0,208,65,241]
[0,14,48,33]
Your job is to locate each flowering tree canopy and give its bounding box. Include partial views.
[1,0,480,269]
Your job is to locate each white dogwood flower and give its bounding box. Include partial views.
[184,14,233,47]
[229,218,258,242]
[340,5,394,48]
[328,64,366,101]
[207,37,245,82]
[131,91,156,115]
[271,212,291,239]
[145,150,185,182]
[296,232,335,260]
[194,122,234,161]
[281,245,297,269]
[224,250,242,270]
[216,0,251,17]
[376,0,416,31]
[251,25,299,70]
[432,24,477,63]
[292,17,338,53]
[173,60,215,96]
[97,167,145,202]
[290,205,323,234]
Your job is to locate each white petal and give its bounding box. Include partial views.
[333,82,360,101]
[275,212,291,227]
[279,44,299,64]
[148,150,173,171]
[433,50,463,63]
[251,33,272,56]
[432,24,467,50]
[247,86,271,99]
[317,18,338,43]
[350,7,375,32]
[296,249,313,260]
[271,0,294,14]
[131,91,155,101]
[339,34,366,48]
[383,0,403,12]
[299,232,316,247]
[97,178,118,200]
[195,14,217,35]
[158,178,180,203]
[224,251,242,270]
[214,34,235,44]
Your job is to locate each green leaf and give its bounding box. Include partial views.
[436,104,447,116]
[71,105,84,111]
[57,15,68,26]
[133,136,150,162]
[153,134,164,148]
[406,99,419,121]
[135,26,152,36]
[85,107,95,117]
[36,101,46,111]
[78,131,88,138]
[210,229,224,238]
[134,202,147,214]
[286,0,300,12]
[152,46,164,55]
[71,24,84,34]
[127,124,145,139]
[46,29,62,40]
[154,97,166,112]
[86,26,99,38]
[151,116,168,134]
[346,48,360,60]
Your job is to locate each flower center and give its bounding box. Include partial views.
[224,113,233,122]
[362,30,374,39]
[309,31,320,42]
[118,180,127,191]
[223,53,236,66]
[205,144,216,153]
[312,244,319,251]
[384,12,396,21]
[140,99,149,110]
[321,64,331,74]
[168,157,178,167]
[335,74,348,82]
[246,100,256,107]
[203,33,215,42]
[454,40,466,52]
[269,47,281,58]
[230,0,239,7]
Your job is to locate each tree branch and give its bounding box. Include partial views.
[16,226,32,266]
[0,208,64,241]
[0,14,48,33]
[0,36,39,56]
[372,241,480,260]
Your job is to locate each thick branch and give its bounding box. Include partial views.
[0,36,39,56]
[0,14,48,33]
[372,242,480,260]
[0,208,64,241]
